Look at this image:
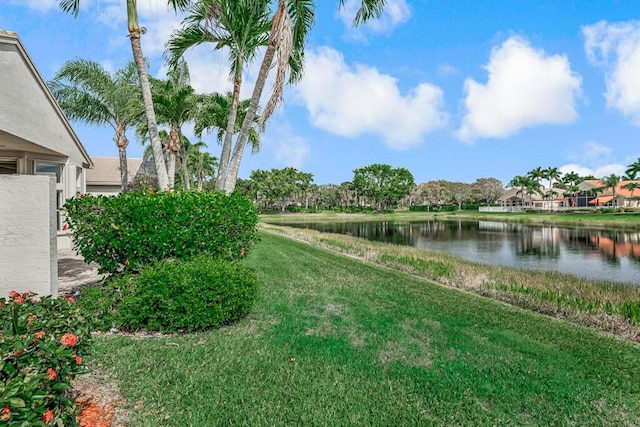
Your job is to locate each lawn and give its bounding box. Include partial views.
[90,233,640,425]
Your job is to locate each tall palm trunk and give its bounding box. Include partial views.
[127,0,169,190]
[179,129,190,190]
[223,1,286,193]
[166,126,181,188]
[215,65,243,191]
[115,121,129,192]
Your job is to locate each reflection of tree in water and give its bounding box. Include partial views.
[562,229,640,265]
[514,227,561,259]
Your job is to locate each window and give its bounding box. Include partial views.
[0,159,17,174]
[34,161,64,231]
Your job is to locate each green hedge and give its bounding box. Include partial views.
[79,256,259,333]
[64,191,258,274]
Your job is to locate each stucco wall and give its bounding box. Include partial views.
[0,175,57,297]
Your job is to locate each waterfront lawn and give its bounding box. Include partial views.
[90,233,640,425]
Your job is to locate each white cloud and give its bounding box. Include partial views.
[456,36,582,142]
[295,47,448,151]
[338,0,411,37]
[22,0,58,12]
[560,141,626,178]
[273,136,310,169]
[583,20,640,125]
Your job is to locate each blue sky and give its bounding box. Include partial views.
[3,0,640,186]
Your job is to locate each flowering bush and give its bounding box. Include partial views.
[0,291,93,425]
[64,190,259,275]
[79,255,259,333]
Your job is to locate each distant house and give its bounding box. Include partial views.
[497,179,640,210]
[0,30,93,248]
[86,157,144,196]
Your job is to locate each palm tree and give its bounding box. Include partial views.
[508,175,527,206]
[148,59,197,189]
[49,59,143,191]
[524,178,542,207]
[625,157,640,180]
[58,0,191,190]
[187,141,218,190]
[527,167,545,187]
[166,0,271,191]
[193,92,262,156]
[600,174,621,207]
[543,166,561,189]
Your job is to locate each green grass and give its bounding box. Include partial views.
[90,233,640,425]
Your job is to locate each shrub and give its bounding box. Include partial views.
[0,291,93,425]
[79,255,259,333]
[64,190,258,274]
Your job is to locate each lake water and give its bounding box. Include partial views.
[278,220,640,285]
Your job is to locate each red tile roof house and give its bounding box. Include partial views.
[579,180,640,207]
[0,30,93,296]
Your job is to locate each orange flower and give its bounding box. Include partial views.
[0,407,9,420]
[28,314,37,325]
[74,355,82,365]
[60,333,78,347]
[43,409,53,423]
[47,368,57,380]
[62,223,68,231]
[147,189,154,194]
[241,248,246,257]
[14,296,25,303]
[9,291,19,298]
[124,259,130,267]
[65,297,75,303]
[33,331,45,343]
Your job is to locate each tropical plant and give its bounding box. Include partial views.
[148,59,197,189]
[58,0,191,190]
[167,0,271,191]
[621,181,640,206]
[625,157,640,180]
[187,142,218,190]
[49,60,143,191]
[543,166,562,189]
[600,174,621,207]
[508,175,528,206]
[169,0,387,192]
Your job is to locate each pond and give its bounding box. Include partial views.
[277,220,640,285]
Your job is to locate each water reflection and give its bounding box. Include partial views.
[279,220,640,285]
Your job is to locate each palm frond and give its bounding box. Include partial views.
[58,0,81,17]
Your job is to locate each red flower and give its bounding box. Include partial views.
[0,407,9,421]
[9,291,19,298]
[65,297,75,303]
[47,368,57,380]
[33,331,45,343]
[74,355,82,365]
[124,259,130,267]
[43,409,53,423]
[147,189,154,194]
[28,314,37,325]
[62,223,68,231]
[14,296,25,304]
[79,193,84,198]
[241,248,246,257]
[60,333,78,347]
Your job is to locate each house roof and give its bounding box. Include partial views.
[581,179,640,198]
[0,30,93,168]
[86,157,143,184]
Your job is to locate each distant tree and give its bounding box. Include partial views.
[472,177,504,206]
[187,142,218,191]
[248,167,314,212]
[352,164,415,211]
[625,158,640,180]
[622,181,640,205]
[447,182,472,210]
[527,167,545,186]
[414,181,449,211]
[543,167,562,189]
[600,174,621,207]
[317,184,341,210]
[508,175,528,206]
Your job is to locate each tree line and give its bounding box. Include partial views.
[235,164,505,213]
[53,0,387,192]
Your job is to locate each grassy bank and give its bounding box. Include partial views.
[261,210,640,231]
[262,224,640,337]
[90,233,640,425]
